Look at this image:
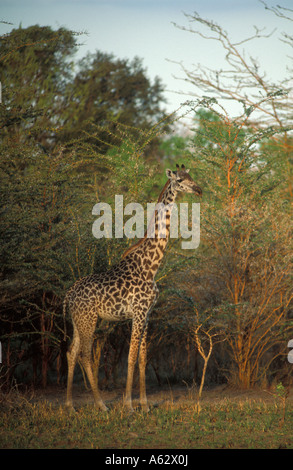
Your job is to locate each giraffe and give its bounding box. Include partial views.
[63,164,202,411]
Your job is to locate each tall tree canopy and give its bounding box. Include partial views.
[0,25,78,146]
[0,25,167,151]
[60,52,166,139]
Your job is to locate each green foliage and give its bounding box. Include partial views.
[0,25,78,147]
[62,52,166,133]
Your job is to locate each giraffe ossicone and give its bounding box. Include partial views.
[64,164,202,412]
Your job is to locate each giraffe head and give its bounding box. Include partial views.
[166,164,202,196]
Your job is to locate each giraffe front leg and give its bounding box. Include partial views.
[124,317,142,412]
[138,326,149,412]
[124,342,137,412]
[139,289,158,412]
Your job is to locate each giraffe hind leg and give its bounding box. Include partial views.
[65,326,80,410]
[80,335,108,412]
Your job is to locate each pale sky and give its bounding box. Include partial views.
[1,0,292,116]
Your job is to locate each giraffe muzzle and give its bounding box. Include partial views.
[193,185,202,197]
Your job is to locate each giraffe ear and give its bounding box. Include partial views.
[166,169,176,179]
[186,168,190,173]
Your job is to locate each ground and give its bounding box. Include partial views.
[31,382,293,408]
[2,383,293,449]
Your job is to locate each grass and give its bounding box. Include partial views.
[1,392,293,449]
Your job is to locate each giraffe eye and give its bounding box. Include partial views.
[177,178,183,183]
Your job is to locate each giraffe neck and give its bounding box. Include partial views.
[122,180,177,279]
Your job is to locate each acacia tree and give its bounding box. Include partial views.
[181,102,292,387]
[158,3,293,388]
[158,94,292,388]
[172,4,292,200]
[172,6,292,127]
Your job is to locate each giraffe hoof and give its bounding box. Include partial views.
[65,403,76,413]
[141,404,150,413]
[124,402,135,413]
[96,402,108,412]
[123,397,134,413]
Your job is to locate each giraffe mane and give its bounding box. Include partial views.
[122,180,170,259]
